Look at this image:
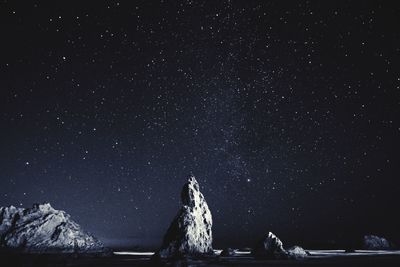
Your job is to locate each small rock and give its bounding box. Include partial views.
[220,248,237,256]
[363,235,390,250]
[285,246,308,259]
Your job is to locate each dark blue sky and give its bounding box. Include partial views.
[1,1,399,248]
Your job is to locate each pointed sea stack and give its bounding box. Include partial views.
[155,175,214,259]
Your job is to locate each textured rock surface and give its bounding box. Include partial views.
[252,232,308,260]
[252,232,285,258]
[363,235,390,250]
[0,203,104,253]
[286,246,309,259]
[156,175,213,258]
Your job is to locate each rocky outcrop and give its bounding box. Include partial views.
[252,232,285,258]
[155,175,214,258]
[252,232,308,260]
[0,203,105,253]
[363,235,390,250]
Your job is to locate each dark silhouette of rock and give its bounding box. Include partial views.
[220,248,238,256]
[252,232,309,260]
[0,203,105,253]
[155,175,213,258]
[252,232,285,259]
[363,235,391,250]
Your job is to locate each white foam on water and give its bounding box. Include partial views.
[113,249,400,257]
[308,250,400,258]
[113,251,155,256]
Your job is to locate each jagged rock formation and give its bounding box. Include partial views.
[363,235,391,250]
[0,203,105,253]
[252,232,285,258]
[252,232,308,260]
[155,175,214,258]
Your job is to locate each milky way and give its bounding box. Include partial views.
[1,1,399,248]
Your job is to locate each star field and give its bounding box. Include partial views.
[1,1,399,248]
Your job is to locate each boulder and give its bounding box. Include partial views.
[363,235,390,250]
[252,232,285,259]
[0,203,105,253]
[286,245,309,259]
[155,175,214,258]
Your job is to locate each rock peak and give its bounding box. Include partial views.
[31,202,54,212]
[187,174,198,184]
[181,174,202,207]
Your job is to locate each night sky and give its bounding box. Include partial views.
[1,1,399,248]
